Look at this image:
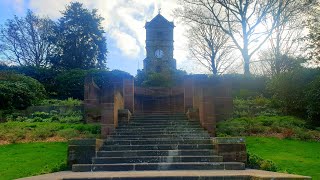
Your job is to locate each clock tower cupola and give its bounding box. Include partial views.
[143,13,176,74]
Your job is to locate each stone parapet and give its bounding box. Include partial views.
[67,139,104,169]
[118,109,132,123]
[212,137,247,163]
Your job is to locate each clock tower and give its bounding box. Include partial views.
[143,13,176,74]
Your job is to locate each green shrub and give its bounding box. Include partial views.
[30,127,55,140]
[267,68,320,118]
[53,69,133,100]
[72,124,101,134]
[233,97,280,118]
[4,130,26,143]
[305,75,320,126]
[57,129,79,139]
[0,122,100,142]
[1,66,59,97]
[39,98,82,106]
[294,129,313,140]
[54,69,88,100]
[247,151,278,171]
[6,108,83,124]
[0,72,46,110]
[31,112,51,119]
[135,69,187,87]
[222,74,268,99]
[217,115,318,140]
[59,115,83,123]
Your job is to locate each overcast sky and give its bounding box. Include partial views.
[0,0,205,75]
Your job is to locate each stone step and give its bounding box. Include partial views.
[118,123,200,127]
[104,139,212,146]
[97,149,216,157]
[131,115,187,118]
[108,135,211,139]
[92,156,223,164]
[114,130,204,134]
[117,125,202,129]
[130,118,189,120]
[100,144,213,151]
[112,130,206,135]
[72,162,245,172]
[131,116,187,119]
[132,116,187,119]
[125,120,196,123]
[115,127,204,131]
[111,131,209,135]
[23,170,312,180]
[133,113,185,116]
[125,120,195,124]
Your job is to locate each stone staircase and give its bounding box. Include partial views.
[72,113,245,171]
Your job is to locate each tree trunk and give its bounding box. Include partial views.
[243,53,250,76]
[211,54,217,75]
[242,18,251,76]
[274,26,281,75]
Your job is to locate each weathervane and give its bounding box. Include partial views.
[158,7,161,14]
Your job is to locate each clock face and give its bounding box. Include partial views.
[154,49,164,58]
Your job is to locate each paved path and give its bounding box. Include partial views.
[18,169,311,180]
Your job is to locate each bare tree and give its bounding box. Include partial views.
[0,10,55,67]
[252,49,303,76]
[306,1,320,65]
[186,22,235,75]
[176,0,293,75]
[264,0,311,75]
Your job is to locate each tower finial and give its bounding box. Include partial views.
[158,7,161,14]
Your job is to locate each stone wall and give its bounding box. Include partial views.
[100,91,124,138]
[83,74,233,138]
[212,137,247,163]
[84,76,101,123]
[184,76,233,136]
[134,87,184,113]
[84,76,129,138]
[123,78,134,114]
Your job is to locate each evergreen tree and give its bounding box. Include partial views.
[50,2,107,70]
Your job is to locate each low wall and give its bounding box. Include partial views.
[212,137,247,163]
[67,139,104,169]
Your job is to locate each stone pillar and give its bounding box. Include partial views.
[184,77,194,113]
[84,76,101,123]
[123,78,134,114]
[213,81,233,122]
[201,87,216,137]
[199,87,216,137]
[100,103,115,138]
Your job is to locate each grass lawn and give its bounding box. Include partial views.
[247,137,320,179]
[0,137,319,179]
[0,142,67,180]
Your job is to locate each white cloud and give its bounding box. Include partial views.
[26,0,189,66]
[111,30,140,58]
[13,0,25,14]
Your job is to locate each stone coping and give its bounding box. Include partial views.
[212,137,246,144]
[18,170,311,180]
[68,139,103,146]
